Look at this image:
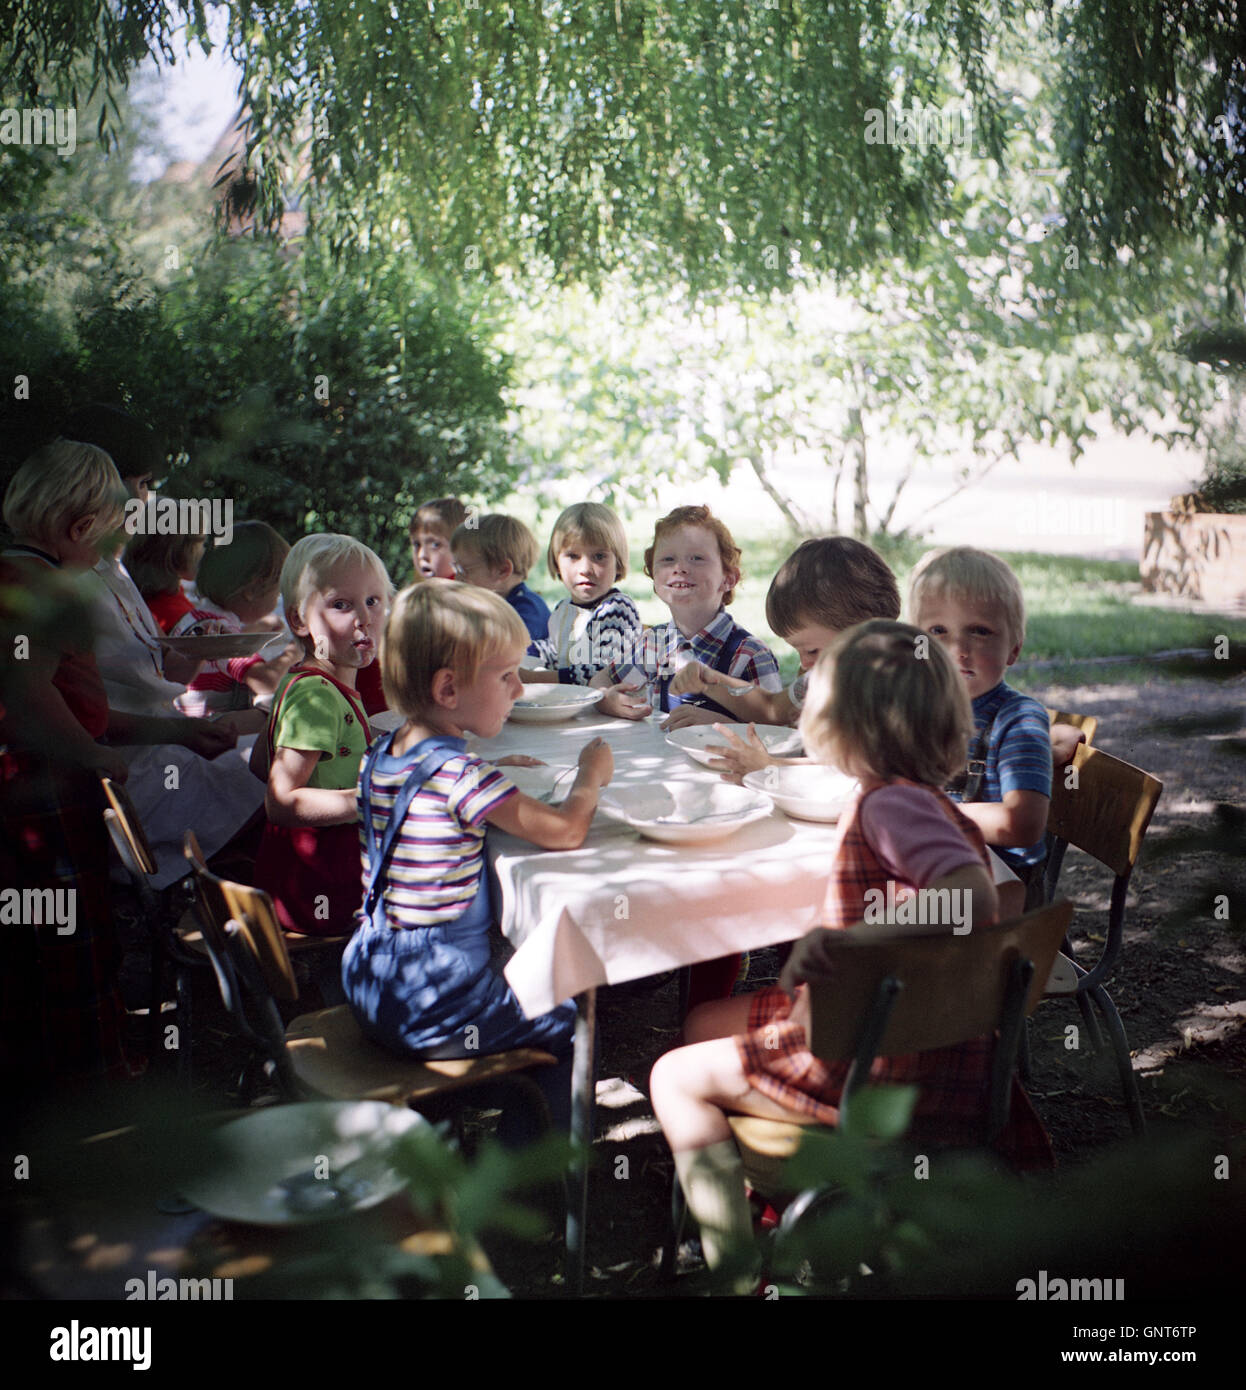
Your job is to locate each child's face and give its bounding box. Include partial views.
[651,524,736,625]
[556,540,615,605]
[232,575,282,625]
[448,640,527,737]
[293,563,386,677]
[784,619,841,672]
[452,544,512,595]
[914,593,1021,700]
[412,528,456,580]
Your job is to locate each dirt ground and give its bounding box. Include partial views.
[178,665,1244,1298]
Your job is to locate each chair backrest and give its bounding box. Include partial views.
[1046,745,1163,878]
[1047,707,1099,747]
[100,776,159,878]
[183,832,299,1003]
[806,900,1073,1063]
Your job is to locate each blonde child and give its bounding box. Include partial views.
[177,520,296,719]
[409,497,468,580]
[593,504,781,723]
[649,621,1051,1285]
[341,583,613,1137]
[253,534,390,936]
[125,522,207,634]
[907,548,1053,904]
[522,502,643,685]
[450,512,551,642]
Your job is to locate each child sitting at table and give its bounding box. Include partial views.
[341,582,614,1139]
[522,501,643,685]
[177,520,295,718]
[254,534,390,937]
[593,503,781,724]
[908,546,1053,908]
[649,621,1050,1287]
[126,521,207,634]
[409,496,468,581]
[450,512,551,642]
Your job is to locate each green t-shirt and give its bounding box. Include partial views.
[269,669,370,790]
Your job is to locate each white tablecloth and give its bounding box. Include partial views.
[472,711,840,1015]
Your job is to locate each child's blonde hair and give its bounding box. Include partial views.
[546,502,629,583]
[643,504,741,605]
[382,581,529,716]
[125,521,206,599]
[800,620,973,787]
[3,439,128,546]
[198,521,289,611]
[908,546,1026,648]
[451,513,539,580]
[281,534,392,634]
[408,497,468,542]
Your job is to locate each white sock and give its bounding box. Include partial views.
[674,1139,759,1291]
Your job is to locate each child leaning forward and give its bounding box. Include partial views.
[341,582,613,1138]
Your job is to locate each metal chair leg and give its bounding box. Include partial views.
[1087,984,1146,1136]
[1075,989,1105,1053]
[660,1170,688,1280]
[1017,1016,1033,1083]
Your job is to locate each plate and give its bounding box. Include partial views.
[743,765,859,822]
[157,631,281,661]
[508,686,604,724]
[600,782,773,845]
[501,764,579,803]
[666,722,802,767]
[179,1101,427,1226]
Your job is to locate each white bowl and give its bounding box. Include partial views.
[666,722,802,767]
[501,763,578,803]
[508,686,604,724]
[600,782,773,845]
[179,1102,427,1226]
[743,765,859,823]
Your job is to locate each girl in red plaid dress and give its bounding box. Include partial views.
[650,619,1034,1286]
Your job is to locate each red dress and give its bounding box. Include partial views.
[736,778,1053,1169]
[0,550,129,1091]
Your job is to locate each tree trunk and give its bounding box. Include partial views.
[746,450,806,534]
[848,404,868,540]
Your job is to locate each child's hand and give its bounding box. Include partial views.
[703,723,774,780]
[576,736,613,786]
[669,661,712,697]
[662,704,728,730]
[495,754,546,768]
[787,983,811,1037]
[178,718,239,760]
[598,682,651,721]
[1050,722,1086,768]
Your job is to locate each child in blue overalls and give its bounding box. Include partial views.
[341,581,613,1138]
[592,504,782,725]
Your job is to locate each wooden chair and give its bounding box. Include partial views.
[182,833,559,1125]
[100,777,202,1076]
[1034,744,1163,1135]
[665,902,1074,1271]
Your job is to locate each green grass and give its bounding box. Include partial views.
[507,506,1246,685]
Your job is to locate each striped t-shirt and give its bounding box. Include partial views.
[358,743,517,928]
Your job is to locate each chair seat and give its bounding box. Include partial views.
[728,1115,820,1200]
[282,931,352,952]
[1043,952,1080,996]
[285,1006,557,1103]
[175,909,210,956]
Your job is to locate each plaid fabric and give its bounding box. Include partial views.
[736,779,1054,1170]
[607,608,783,691]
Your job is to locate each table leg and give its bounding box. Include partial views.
[566,987,596,1296]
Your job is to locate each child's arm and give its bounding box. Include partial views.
[954,790,1049,850]
[1050,722,1085,767]
[266,746,357,827]
[484,737,613,849]
[590,668,652,720]
[669,662,794,725]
